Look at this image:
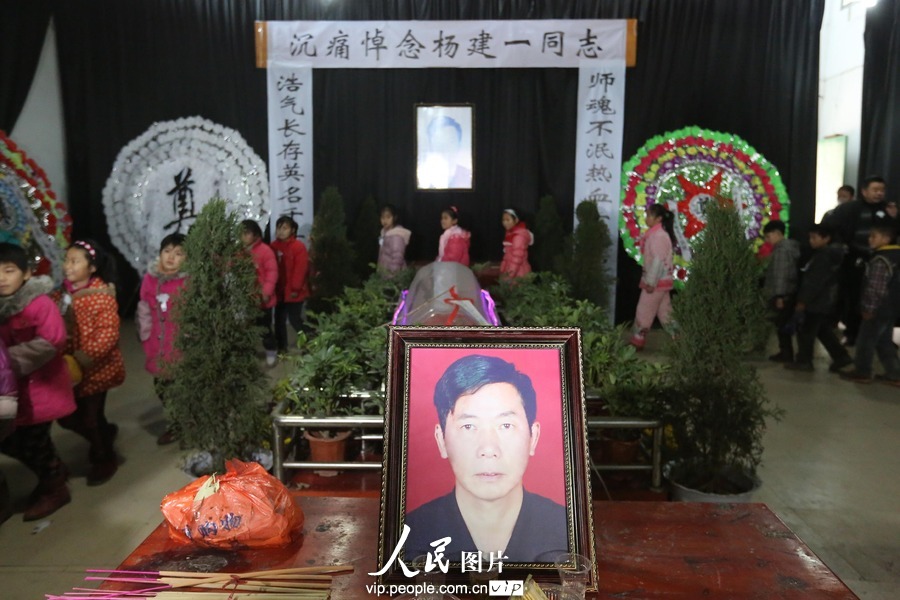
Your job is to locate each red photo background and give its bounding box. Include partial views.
[404,346,567,513]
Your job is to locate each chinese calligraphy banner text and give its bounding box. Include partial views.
[258,20,630,69]
[267,64,314,239]
[574,62,626,318]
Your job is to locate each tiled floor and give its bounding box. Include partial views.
[0,326,898,599]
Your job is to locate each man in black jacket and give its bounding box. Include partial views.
[822,175,893,345]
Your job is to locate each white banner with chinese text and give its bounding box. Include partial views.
[574,62,626,319]
[266,63,314,240]
[264,20,627,68]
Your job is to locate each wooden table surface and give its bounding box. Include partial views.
[108,497,857,599]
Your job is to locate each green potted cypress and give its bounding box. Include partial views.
[165,199,271,474]
[560,200,613,310]
[663,200,782,499]
[308,185,358,313]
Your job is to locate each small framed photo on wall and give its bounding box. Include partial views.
[415,104,474,190]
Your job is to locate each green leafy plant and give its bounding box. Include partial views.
[664,201,783,493]
[532,195,566,273]
[274,271,413,434]
[491,272,669,432]
[165,199,271,472]
[350,194,380,280]
[559,200,613,309]
[309,186,358,313]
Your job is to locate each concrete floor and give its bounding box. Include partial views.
[0,325,898,599]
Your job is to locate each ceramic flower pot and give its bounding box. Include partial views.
[303,430,352,463]
[665,461,761,503]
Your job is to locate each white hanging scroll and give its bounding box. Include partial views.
[266,63,314,241]
[574,62,626,319]
[260,20,628,68]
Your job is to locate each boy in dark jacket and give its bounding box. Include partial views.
[841,224,900,385]
[763,221,801,362]
[785,224,853,372]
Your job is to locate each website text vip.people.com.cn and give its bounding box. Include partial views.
[365,579,526,597]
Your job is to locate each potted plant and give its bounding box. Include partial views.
[663,200,782,499]
[559,200,614,310]
[165,199,272,474]
[274,271,411,463]
[308,185,358,313]
[491,274,669,464]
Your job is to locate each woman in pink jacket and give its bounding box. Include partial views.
[630,204,677,350]
[241,220,278,366]
[499,209,533,279]
[136,233,187,445]
[437,206,471,266]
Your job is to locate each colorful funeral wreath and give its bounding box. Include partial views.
[0,131,72,283]
[620,126,790,288]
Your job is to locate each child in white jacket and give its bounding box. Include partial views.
[631,204,677,350]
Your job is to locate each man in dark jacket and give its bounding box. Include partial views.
[785,224,853,372]
[822,176,893,345]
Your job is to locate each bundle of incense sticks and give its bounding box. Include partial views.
[46,565,354,600]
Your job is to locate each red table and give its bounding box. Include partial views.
[108,497,857,598]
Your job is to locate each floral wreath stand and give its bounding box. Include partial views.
[102,116,268,273]
[0,131,72,283]
[620,126,790,288]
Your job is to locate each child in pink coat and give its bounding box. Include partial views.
[437,206,471,266]
[0,337,18,524]
[499,208,534,279]
[136,233,187,445]
[630,204,677,350]
[0,242,75,521]
[377,205,412,274]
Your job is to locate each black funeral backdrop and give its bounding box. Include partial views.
[49,0,823,320]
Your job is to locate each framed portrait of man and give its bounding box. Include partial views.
[415,104,474,191]
[375,327,596,590]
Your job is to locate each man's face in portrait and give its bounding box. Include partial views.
[430,122,461,155]
[435,382,540,504]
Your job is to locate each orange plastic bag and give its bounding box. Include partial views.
[160,459,303,548]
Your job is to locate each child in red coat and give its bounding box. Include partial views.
[241,220,278,365]
[269,216,309,353]
[54,240,126,486]
[499,209,534,279]
[437,205,471,266]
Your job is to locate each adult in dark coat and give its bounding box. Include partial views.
[822,176,894,345]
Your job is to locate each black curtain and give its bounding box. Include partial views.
[49,0,823,320]
[0,1,52,131]
[860,0,900,193]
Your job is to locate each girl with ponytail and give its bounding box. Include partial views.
[630,204,676,350]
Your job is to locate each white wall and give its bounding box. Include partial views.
[10,19,66,207]
[817,0,869,218]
